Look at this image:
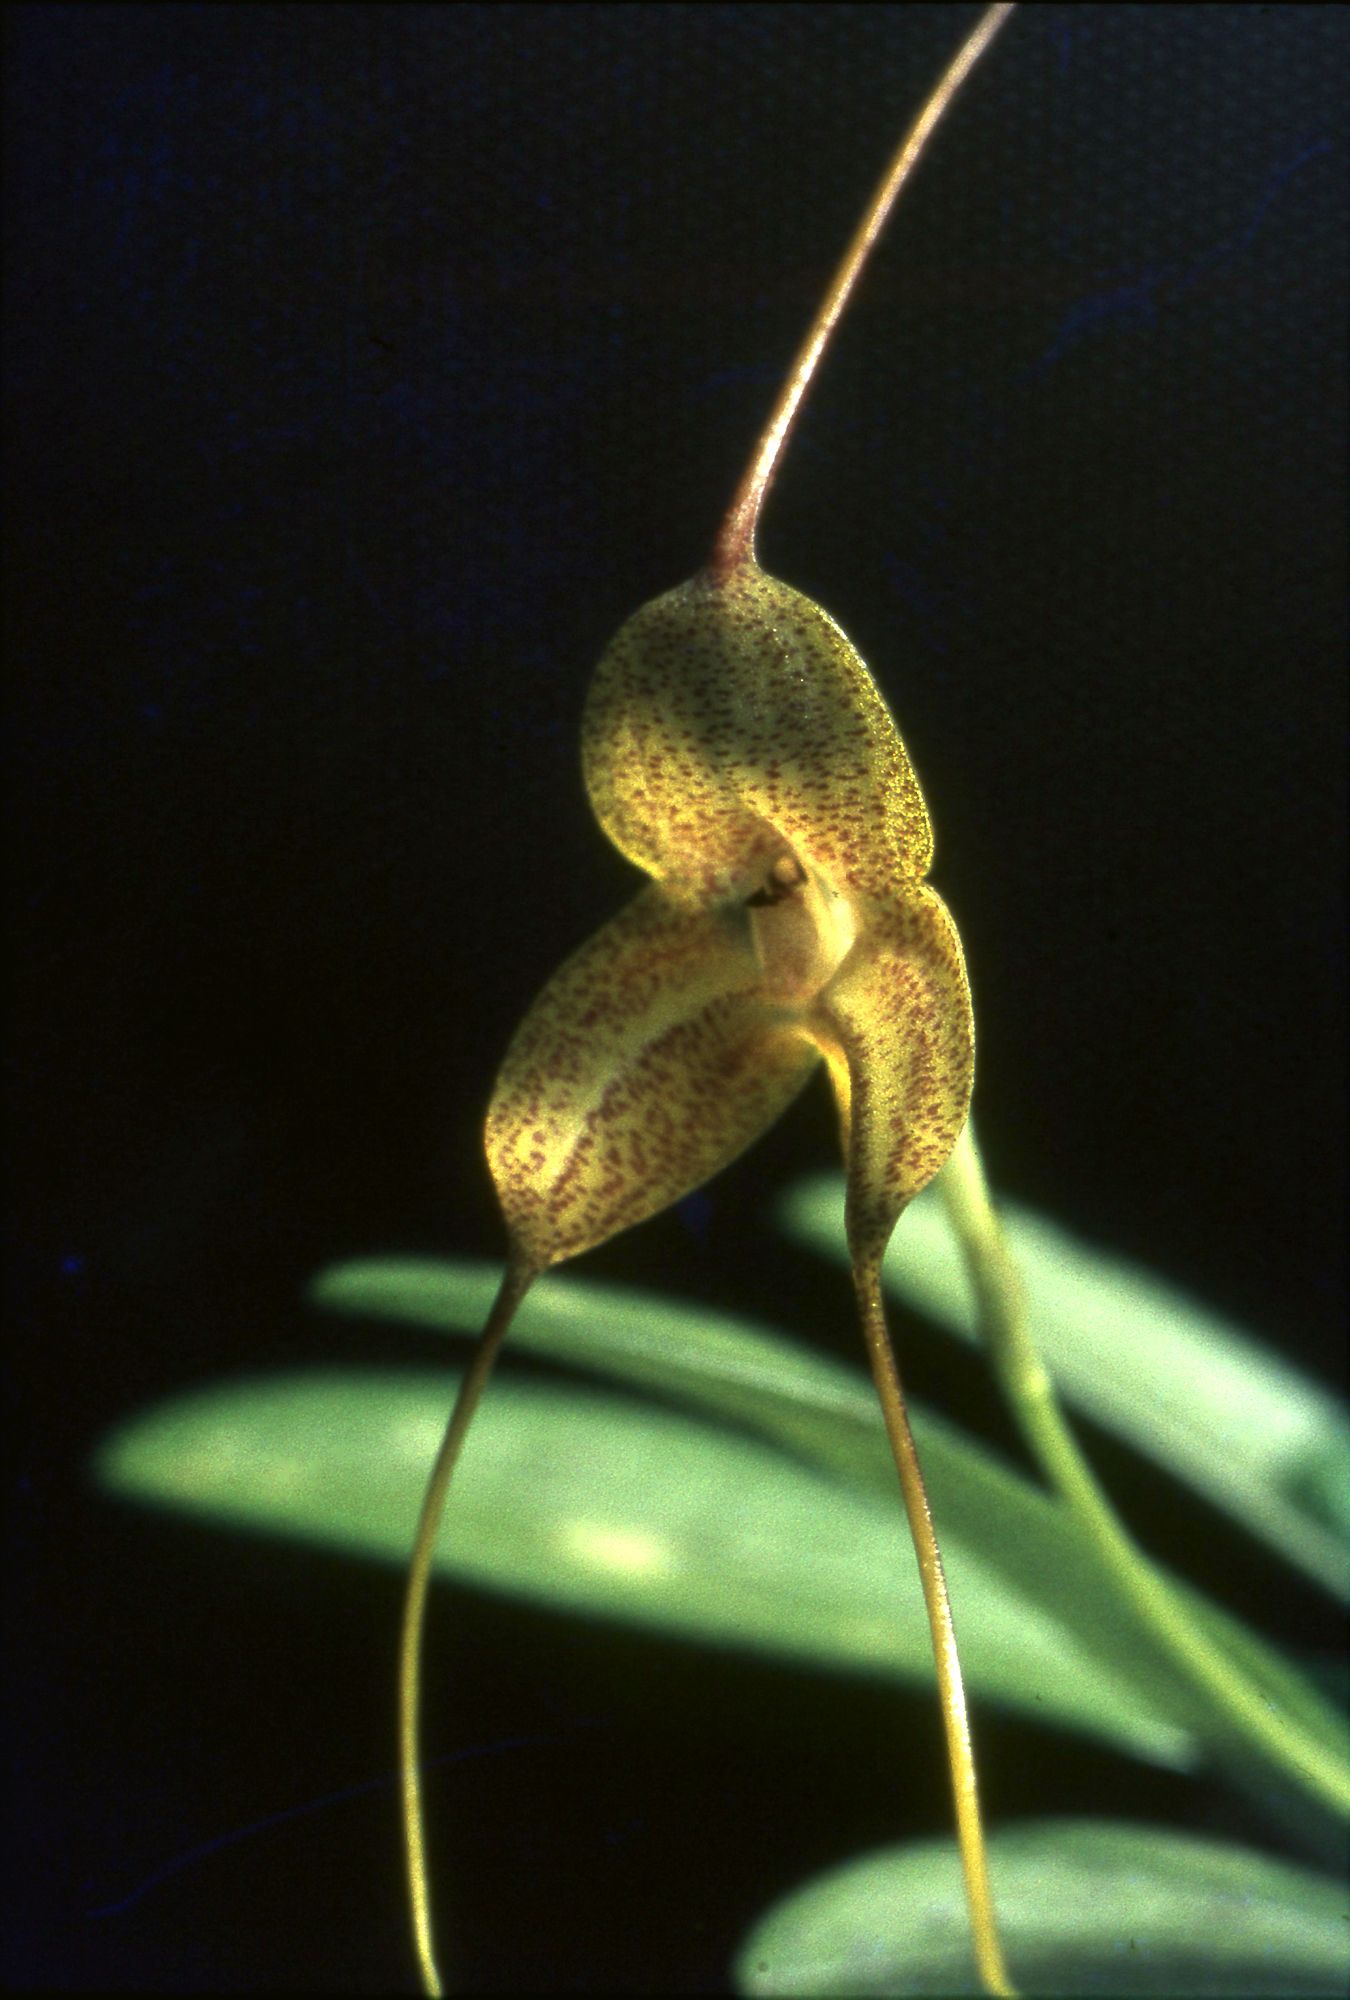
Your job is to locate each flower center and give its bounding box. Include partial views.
[746,849,857,1004]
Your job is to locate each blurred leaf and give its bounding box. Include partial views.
[734,1819,1350,1996]
[314,1262,1207,1756]
[309,1259,1350,1790]
[779,1173,1350,1601]
[308,1256,894,1475]
[96,1366,1190,1763]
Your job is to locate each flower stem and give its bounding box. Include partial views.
[938,1121,1350,1819]
[852,1252,1018,1998]
[711,1,1016,580]
[399,1253,536,1998]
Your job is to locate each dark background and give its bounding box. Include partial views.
[5,4,1346,1991]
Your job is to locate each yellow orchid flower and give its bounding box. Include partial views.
[400,8,1018,1997]
[489,559,973,1290]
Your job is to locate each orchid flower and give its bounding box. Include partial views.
[400,8,1018,1997]
[489,559,973,1291]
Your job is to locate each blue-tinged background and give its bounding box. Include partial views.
[6,5,1346,1990]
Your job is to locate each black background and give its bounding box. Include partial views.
[6,4,1346,1991]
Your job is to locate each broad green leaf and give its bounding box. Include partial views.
[96,1367,1187,1763]
[734,1819,1350,1996]
[779,1172,1350,1600]
[307,1257,897,1479]
[309,1259,1350,1788]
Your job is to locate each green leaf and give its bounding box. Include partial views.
[308,1258,1350,1789]
[95,1367,1188,1763]
[779,1173,1350,1601]
[307,1257,885,1478]
[733,1820,1350,1996]
[313,1260,1219,1761]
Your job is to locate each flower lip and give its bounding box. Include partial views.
[747,848,859,1009]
